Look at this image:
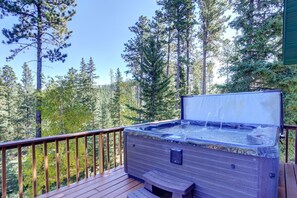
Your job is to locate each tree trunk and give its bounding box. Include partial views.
[176,30,181,107]
[186,31,190,94]
[166,26,171,77]
[36,1,42,137]
[202,28,207,95]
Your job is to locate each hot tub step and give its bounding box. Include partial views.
[143,170,194,198]
[127,187,160,198]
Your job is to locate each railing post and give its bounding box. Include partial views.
[99,133,104,173]
[18,145,23,198]
[32,143,37,197]
[55,140,60,189]
[119,130,123,165]
[286,128,289,163]
[66,138,70,185]
[43,142,49,193]
[84,135,88,179]
[113,131,116,168]
[93,134,96,176]
[107,132,110,170]
[75,137,79,182]
[2,147,7,198]
[295,128,297,164]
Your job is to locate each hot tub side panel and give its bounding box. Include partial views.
[124,133,278,198]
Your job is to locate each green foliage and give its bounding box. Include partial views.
[110,68,123,126]
[41,68,93,135]
[219,0,282,91]
[0,65,18,141]
[127,37,177,122]
[16,63,35,139]
[197,0,230,94]
[78,57,99,130]
[0,0,77,137]
[0,0,76,62]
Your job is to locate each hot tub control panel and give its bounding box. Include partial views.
[170,148,183,165]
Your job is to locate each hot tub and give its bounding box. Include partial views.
[124,91,282,198]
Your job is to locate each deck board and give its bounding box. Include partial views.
[37,166,143,198]
[37,163,297,198]
[279,162,297,198]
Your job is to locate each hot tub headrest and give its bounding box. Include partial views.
[181,91,283,127]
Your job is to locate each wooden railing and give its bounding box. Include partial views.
[283,125,297,164]
[0,127,124,198]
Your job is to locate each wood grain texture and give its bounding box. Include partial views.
[18,145,23,198]
[2,147,7,198]
[36,166,143,198]
[43,142,49,192]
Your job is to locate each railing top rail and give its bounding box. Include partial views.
[0,119,177,150]
[0,126,125,150]
[284,124,297,130]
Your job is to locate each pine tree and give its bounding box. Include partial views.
[78,57,99,129]
[122,16,150,120]
[127,37,177,122]
[110,68,123,126]
[17,63,35,138]
[0,73,8,141]
[221,0,282,92]
[0,65,18,141]
[157,0,196,99]
[197,0,230,94]
[41,68,92,136]
[0,0,76,137]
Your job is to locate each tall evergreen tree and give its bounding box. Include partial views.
[197,0,230,94]
[17,63,35,138]
[221,0,282,92]
[110,68,123,126]
[0,65,18,140]
[127,37,177,122]
[157,0,196,99]
[122,16,150,120]
[0,0,76,137]
[0,71,8,141]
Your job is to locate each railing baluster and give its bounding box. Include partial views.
[113,131,116,168]
[286,128,289,163]
[66,138,70,185]
[84,135,88,179]
[107,132,110,170]
[0,126,127,197]
[2,147,7,198]
[99,133,104,173]
[55,140,60,189]
[93,134,96,176]
[76,137,79,182]
[18,145,23,198]
[119,130,123,165]
[295,128,297,164]
[32,143,37,197]
[44,142,49,193]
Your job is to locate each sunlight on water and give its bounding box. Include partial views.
[158,124,276,146]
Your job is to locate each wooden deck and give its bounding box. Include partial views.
[279,163,297,198]
[37,163,297,198]
[37,166,143,198]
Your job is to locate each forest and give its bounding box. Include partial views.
[0,0,296,197]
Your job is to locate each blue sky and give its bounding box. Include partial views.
[0,0,159,85]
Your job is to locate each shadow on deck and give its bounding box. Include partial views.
[37,162,297,198]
